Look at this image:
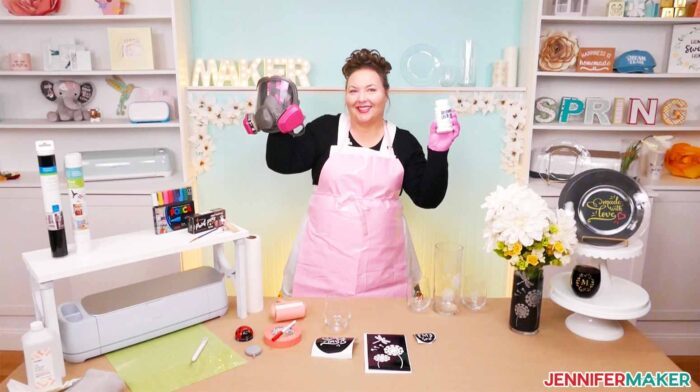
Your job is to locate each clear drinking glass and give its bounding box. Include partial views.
[407,272,432,312]
[461,275,487,311]
[433,242,464,315]
[324,297,351,333]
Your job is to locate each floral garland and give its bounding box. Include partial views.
[449,93,527,180]
[188,93,527,181]
[187,95,255,178]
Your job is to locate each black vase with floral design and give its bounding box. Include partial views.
[509,268,544,335]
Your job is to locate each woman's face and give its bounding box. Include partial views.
[345,68,388,126]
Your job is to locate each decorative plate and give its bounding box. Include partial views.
[558,169,649,246]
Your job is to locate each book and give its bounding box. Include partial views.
[364,333,411,374]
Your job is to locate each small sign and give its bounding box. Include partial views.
[576,48,615,73]
[668,24,700,73]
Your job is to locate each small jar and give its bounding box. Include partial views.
[434,99,453,133]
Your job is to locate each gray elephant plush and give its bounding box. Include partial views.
[40,80,95,122]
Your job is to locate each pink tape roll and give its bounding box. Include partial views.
[270,301,306,322]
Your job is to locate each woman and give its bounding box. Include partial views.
[267,48,460,297]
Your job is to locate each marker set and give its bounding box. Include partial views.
[151,187,195,235]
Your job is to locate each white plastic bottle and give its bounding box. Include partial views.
[65,152,91,254]
[434,99,453,133]
[22,321,64,391]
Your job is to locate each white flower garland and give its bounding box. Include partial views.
[186,95,255,178]
[188,93,526,181]
[449,93,527,180]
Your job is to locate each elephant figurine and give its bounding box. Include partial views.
[40,80,95,122]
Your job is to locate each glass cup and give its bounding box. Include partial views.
[461,275,487,311]
[433,242,464,315]
[324,297,351,333]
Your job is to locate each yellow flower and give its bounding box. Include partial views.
[526,254,539,266]
[545,246,554,256]
[512,242,523,254]
[554,241,565,254]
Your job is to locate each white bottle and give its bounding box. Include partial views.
[64,152,91,254]
[22,321,63,391]
[434,99,453,133]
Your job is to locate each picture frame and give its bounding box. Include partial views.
[667,24,700,73]
[107,27,154,71]
[576,47,615,73]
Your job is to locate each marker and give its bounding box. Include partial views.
[271,320,296,342]
[191,337,208,363]
[157,191,164,206]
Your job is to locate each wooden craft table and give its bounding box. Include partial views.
[3,298,697,391]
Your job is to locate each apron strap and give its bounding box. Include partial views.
[337,113,397,153]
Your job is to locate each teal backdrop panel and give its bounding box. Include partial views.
[189,1,523,297]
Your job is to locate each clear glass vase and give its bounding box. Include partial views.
[433,242,463,315]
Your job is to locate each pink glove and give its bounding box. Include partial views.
[428,111,461,152]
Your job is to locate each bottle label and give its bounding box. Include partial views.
[29,347,56,389]
[46,212,64,231]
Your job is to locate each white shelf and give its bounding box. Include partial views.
[640,173,700,191]
[550,272,650,320]
[0,70,176,76]
[541,15,700,25]
[533,122,700,132]
[187,86,527,93]
[22,227,249,283]
[537,71,700,79]
[529,175,700,195]
[0,119,180,129]
[0,171,184,195]
[0,15,172,23]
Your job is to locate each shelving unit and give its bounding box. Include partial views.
[540,15,700,24]
[533,121,700,132]
[522,0,700,354]
[0,118,180,129]
[0,15,172,23]
[0,0,193,350]
[537,71,700,78]
[0,70,177,76]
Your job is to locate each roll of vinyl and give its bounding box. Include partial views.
[491,60,507,88]
[270,301,306,322]
[245,235,264,313]
[504,46,518,88]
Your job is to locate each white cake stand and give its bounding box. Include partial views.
[550,239,651,341]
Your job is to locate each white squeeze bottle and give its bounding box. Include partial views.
[22,321,64,391]
[434,99,453,133]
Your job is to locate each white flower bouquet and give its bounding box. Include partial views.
[481,183,578,273]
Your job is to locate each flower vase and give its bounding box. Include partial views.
[509,268,544,335]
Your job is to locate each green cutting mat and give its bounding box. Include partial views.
[107,325,245,392]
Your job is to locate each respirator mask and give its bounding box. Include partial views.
[243,76,305,136]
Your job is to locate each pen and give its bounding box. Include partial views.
[271,320,296,342]
[191,337,209,363]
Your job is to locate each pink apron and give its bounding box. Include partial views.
[291,114,408,297]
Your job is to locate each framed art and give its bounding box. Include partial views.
[667,24,700,73]
[107,27,154,71]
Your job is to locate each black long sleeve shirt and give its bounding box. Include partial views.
[266,114,449,208]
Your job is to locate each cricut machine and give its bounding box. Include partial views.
[57,266,228,363]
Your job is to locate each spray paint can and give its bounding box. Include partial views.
[35,140,68,258]
[65,153,91,254]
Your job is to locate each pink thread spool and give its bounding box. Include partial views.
[270,301,306,322]
[9,53,31,71]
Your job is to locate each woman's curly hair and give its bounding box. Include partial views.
[342,48,392,90]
